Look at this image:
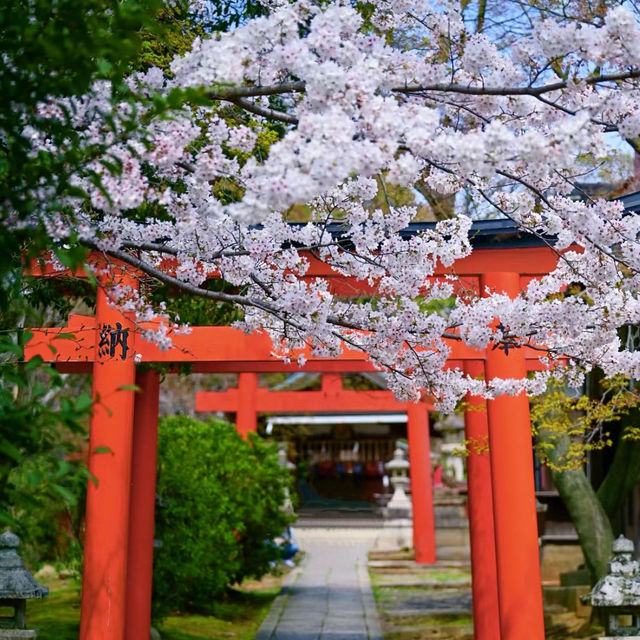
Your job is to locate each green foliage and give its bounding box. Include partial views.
[148,280,242,326]
[8,454,87,571]
[0,270,92,527]
[530,375,640,471]
[153,416,293,620]
[1,0,163,230]
[137,2,205,73]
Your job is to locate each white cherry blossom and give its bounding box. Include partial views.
[11,0,640,408]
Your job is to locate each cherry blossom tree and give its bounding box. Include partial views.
[7,0,640,413]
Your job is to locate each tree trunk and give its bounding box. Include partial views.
[539,429,614,583]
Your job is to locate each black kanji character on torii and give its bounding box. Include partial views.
[98,323,130,360]
[492,322,521,356]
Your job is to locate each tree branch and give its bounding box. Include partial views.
[392,69,640,97]
[208,81,305,100]
[228,97,298,124]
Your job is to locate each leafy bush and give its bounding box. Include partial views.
[8,452,87,571]
[152,416,293,620]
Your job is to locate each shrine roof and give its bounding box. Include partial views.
[618,189,640,212]
[301,188,640,250]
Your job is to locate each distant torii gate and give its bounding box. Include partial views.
[195,371,437,564]
[25,236,561,640]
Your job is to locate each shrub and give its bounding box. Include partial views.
[152,416,293,620]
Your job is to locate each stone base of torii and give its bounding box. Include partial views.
[25,253,560,640]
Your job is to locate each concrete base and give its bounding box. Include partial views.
[435,526,470,562]
[373,521,413,551]
[0,631,37,639]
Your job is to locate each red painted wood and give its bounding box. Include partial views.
[26,250,560,640]
[237,373,258,438]
[196,385,425,413]
[26,318,556,372]
[80,278,137,640]
[463,360,500,640]
[26,321,483,363]
[482,272,544,640]
[125,370,160,640]
[406,404,436,563]
[51,358,472,375]
[305,246,561,279]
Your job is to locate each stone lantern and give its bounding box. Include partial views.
[0,531,48,638]
[374,447,412,552]
[433,414,465,483]
[384,448,412,520]
[278,443,296,517]
[588,535,640,638]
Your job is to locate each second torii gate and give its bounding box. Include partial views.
[25,224,563,640]
[195,371,437,563]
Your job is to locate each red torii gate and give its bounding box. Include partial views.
[25,242,560,640]
[195,371,438,564]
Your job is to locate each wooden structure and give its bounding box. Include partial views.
[25,218,570,640]
[196,372,437,562]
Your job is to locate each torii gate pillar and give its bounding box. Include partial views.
[237,372,258,438]
[463,360,500,640]
[483,272,544,640]
[125,369,160,640]
[80,277,137,640]
[406,404,436,564]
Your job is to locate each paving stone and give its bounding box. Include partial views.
[255,527,383,640]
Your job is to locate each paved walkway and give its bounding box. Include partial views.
[255,527,384,640]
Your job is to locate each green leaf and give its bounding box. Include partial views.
[74,393,93,412]
[92,446,113,455]
[51,484,77,505]
[117,384,140,392]
[55,245,89,269]
[25,471,43,487]
[0,439,23,463]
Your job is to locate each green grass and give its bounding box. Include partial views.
[25,577,281,640]
[159,586,280,640]
[369,569,470,585]
[28,580,80,640]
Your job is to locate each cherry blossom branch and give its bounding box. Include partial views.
[207,82,305,100]
[393,69,640,97]
[227,97,298,125]
[201,70,640,107]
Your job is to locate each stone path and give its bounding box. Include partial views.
[255,527,383,640]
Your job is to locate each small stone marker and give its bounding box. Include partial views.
[588,535,640,639]
[0,531,49,639]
